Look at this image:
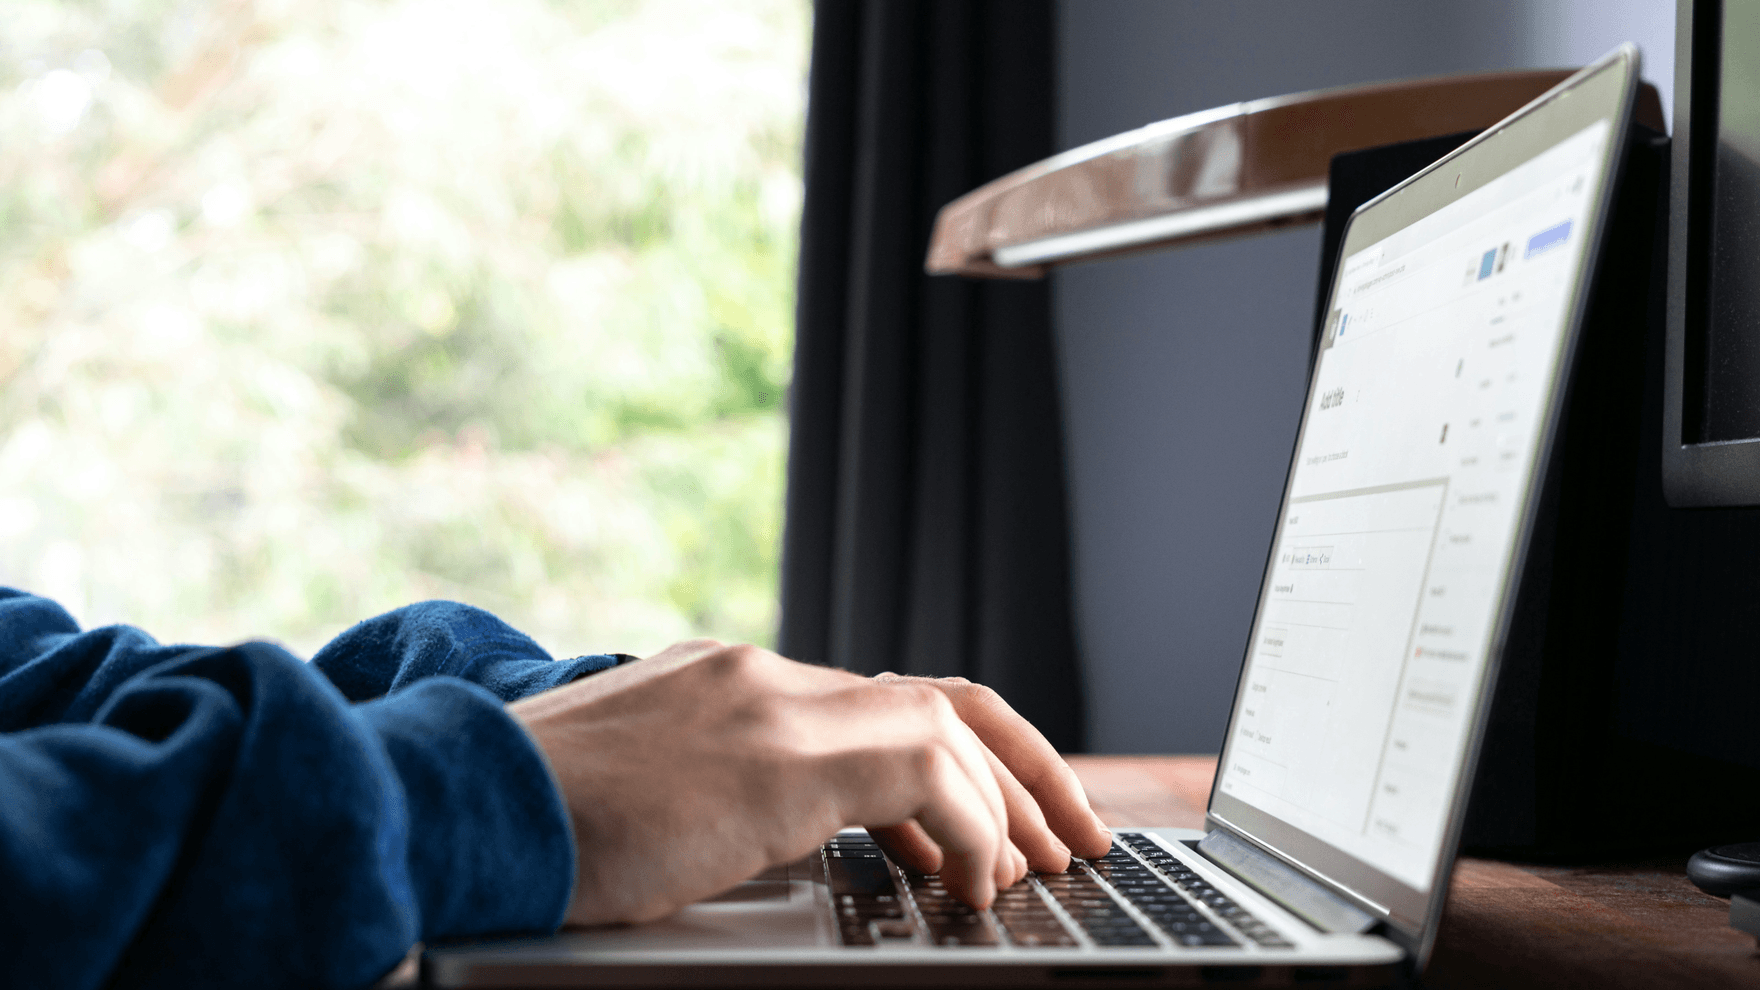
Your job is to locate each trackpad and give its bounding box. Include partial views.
[699,857,809,904]
[557,880,821,951]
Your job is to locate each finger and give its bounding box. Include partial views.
[936,708,1013,861]
[827,686,1009,908]
[908,745,1003,908]
[898,675,1112,860]
[979,741,1072,873]
[930,700,1016,887]
[874,676,1072,872]
[877,681,1014,885]
[999,839,1028,890]
[868,820,942,875]
[873,813,1029,890]
[993,840,1013,892]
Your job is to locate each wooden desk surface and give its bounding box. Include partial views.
[1070,755,1760,989]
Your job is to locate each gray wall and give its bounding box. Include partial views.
[1054,0,1676,754]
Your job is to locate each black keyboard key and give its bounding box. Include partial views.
[835,892,906,946]
[838,896,902,912]
[1100,861,1250,949]
[827,855,897,897]
[870,918,917,942]
[924,919,1000,946]
[1077,839,1292,950]
[837,896,903,917]
[995,896,1079,947]
[828,839,1282,951]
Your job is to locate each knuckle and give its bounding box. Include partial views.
[908,737,953,779]
[965,681,1005,710]
[744,693,796,735]
[906,685,962,730]
[924,688,960,722]
[892,681,945,710]
[701,643,773,681]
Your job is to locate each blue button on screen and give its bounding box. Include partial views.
[1525,220,1572,259]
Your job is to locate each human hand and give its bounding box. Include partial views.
[864,671,1112,879]
[506,640,1111,926]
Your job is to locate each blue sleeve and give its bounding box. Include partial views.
[0,590,580,990]
[311,600,622,702]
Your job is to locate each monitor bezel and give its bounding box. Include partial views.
[1661,0,1760,505]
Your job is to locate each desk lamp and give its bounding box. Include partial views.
[923,70,1577,278]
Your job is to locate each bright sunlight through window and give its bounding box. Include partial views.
[0,0,809,657]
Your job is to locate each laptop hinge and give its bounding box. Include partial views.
[1196,829,1379,935]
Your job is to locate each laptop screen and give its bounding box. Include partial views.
[1209,49,1635,935]
[1215,118,1610,891]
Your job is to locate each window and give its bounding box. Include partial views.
[0,0,809,656]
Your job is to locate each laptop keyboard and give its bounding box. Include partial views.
[824,832,1295,950]
[1115,833,1294,949]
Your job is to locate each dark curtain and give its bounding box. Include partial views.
[778,0,1084,751]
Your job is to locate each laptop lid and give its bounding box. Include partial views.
[1204,46,1642,968]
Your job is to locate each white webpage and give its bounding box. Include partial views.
[1218,120,1611,891]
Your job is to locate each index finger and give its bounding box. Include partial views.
[878,675,1112,860]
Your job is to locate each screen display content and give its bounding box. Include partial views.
[1217,120,1612,892]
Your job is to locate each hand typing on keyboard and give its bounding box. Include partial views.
[508,640,1113,926]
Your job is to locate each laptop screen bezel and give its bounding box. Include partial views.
[1202,46,1640,966]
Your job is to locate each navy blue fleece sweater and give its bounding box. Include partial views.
[0,588,620,989]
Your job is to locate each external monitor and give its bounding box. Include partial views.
[1665,0,1760,504]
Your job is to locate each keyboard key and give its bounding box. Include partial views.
[1071,838,1297,951]
[1099,857,1241,949]
[828,838,1301,953]
[870,919,916,942]
[924,917,1000,946]
[827,856,896,897]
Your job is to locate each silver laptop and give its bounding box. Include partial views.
[426,46,1642,988]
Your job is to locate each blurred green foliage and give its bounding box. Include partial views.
[0,0,807,656]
